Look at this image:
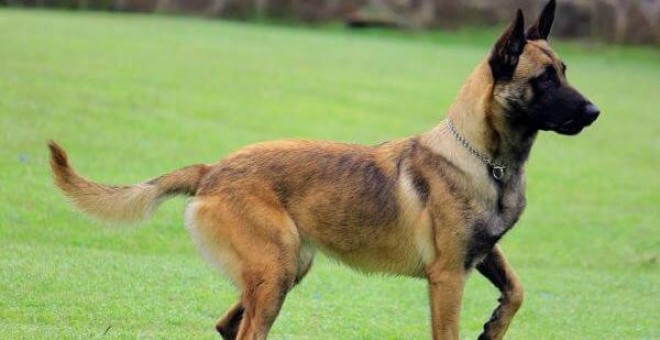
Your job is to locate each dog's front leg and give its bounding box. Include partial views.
[425,257,466,340]
[476,245,524,340]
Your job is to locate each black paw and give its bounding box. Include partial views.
[477,333,492,340]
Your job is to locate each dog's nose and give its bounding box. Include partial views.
[584,103,600,122]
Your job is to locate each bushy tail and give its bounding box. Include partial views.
[48,141,209,223]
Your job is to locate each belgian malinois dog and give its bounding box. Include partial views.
[49,1,600,338]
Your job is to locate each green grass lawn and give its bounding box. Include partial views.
[1,8,658,339]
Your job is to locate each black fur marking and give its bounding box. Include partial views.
[478,302,505,340]
[403,139,430,203]
[48,142,69,168]
[337,154,354,172]
[297,149,399,234]
[526,0,556,40]
[464,222,504,269]
[489,10,526,82]
[409,165,430,204]
[476,252,514,339]
[357,161,398,224]
[527,68,591,135]
[273,180,290,209]
[416,144,466,185]
[417,144,473,214]
[485,110,503,157]
[216,305,245,340]
[476,250,511,289]
[537,65,561,87]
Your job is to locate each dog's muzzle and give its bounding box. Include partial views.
[555,102,600,135]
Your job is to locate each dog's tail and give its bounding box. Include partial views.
[48,141,209,223]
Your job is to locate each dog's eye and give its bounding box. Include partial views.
[536,66,559,88]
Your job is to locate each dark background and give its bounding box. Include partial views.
[3,0,659,45]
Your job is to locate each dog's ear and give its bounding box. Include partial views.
[489,9,526,82]
[527,0,556,40]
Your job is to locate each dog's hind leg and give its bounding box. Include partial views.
[216,301,244,340]
[235,236,316,340]
[216,242,315,340]
[476,245,524,340]
[236,261,297,340]
[187,195,304,340]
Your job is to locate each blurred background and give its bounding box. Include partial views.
[1,0,658,338]
[3,0,659,45]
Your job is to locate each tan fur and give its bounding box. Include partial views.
[49,4,575,339]
[48,142,208,223]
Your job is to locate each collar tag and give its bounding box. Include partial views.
[446,119,508,182]
[492,166,506,180]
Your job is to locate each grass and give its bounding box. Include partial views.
[1,8,658,339]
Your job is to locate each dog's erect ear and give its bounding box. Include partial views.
[489,9,526,82]
[527,0,556,40]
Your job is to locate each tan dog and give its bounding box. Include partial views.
[49,1,599,338]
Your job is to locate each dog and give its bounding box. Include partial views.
[48,1,599,338]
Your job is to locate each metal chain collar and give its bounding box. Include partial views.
[445,119,507,180]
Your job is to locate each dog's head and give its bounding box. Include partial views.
[488,0,600,135]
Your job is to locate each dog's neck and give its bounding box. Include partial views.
[418,60,533,233]
[444,61,537,175]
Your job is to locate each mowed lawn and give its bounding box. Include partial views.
[1,8,658,339]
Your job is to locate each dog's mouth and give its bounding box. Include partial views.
[553,114,598,136]
[534,103,601,136]
[539,120,582,135]
[554,119,582,135]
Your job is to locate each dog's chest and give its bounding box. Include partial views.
[464,175,527,268]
